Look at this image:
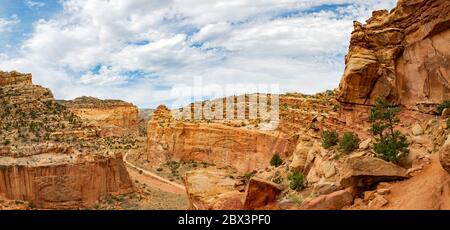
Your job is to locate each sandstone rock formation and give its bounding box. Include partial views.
[0,153,133,209]
[60,97,139,137]
[300,188,355,210]
[350,155,450,210]
[338,156,408,188]
[243,178,282,210]
[183,169,243,210]
[439,133,450,174]
[0,71,32,86]
[0,71,134,209]
[147,105,292,173]
[337,0,450,109]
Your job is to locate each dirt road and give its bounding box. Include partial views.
[123,151,186,195]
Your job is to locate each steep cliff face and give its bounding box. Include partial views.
[60,97,139,137]
[337,0,450,109]
[0,153,133,209]
[0,71,32,86]
[0,71,134,209]
[147,106,292,173]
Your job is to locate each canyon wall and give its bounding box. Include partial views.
[0,153,133,209]
[147,106,292,173]
[61,97,139,137]
[0,71,134,209]
[337,0,450,109]
[0,71,32,86]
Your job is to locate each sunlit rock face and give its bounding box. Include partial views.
[60,97,140,137]
[0,71,134,209]
[337,0,450,109]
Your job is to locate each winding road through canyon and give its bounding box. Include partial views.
[123,151,186,195]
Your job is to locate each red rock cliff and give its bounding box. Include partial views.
[337,0,450,109]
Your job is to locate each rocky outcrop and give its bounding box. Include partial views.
[338,156,408,188]
[0,71,134,209]
[183,169,243,210]
[60,97,139,137]
[147,106,292,173]
[243,178,282,210]
[439,133,450,174]
[0,153,133,209]
[0,71,32,86]
[350,155,450,210]
[337,0,450,109]
[300,188,355,210]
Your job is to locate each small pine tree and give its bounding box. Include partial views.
[369,97,409,163]
[270,153,283,167]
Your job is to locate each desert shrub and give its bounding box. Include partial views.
[369,97,409,163]
[288,171,304,191]
[339,132,360,154]
[437,100,450,115]
[322,130,339,149]
[270,153,283,167]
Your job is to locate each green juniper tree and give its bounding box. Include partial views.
[369,97,409,164]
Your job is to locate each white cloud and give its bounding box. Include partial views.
[0,15,20,32]
[25,1,46,9]
[0,0,397,108]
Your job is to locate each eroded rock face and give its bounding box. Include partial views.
[0,153,133,209]
[147,106,292,173]
[338,156,408,188]
[300,188,355,210]
[243,178,282,210]
[337,0,450,108]
[439,134,450,174]
[0,71,32,86]
[0,71,134,209]
[60,97,139,137]
[183,169,243,210]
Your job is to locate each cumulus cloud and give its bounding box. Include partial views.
[0,0,397,108]
[0,15,20,32]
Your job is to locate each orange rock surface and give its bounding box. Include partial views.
[337,0,450,109]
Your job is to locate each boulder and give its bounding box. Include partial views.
[411,123,424,136]
[339,156,408,188]
[439,135,450,174]
[312,180,341,196]
[211,191,244,210]
[300,188,355,210]
[359,138,372,150]
[368,195,389,209]
[243,178,283,210]
[442,108,450,119]
[184,169,240,210]
[320,161,336,178]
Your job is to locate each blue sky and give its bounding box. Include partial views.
[0,1,61,54]
[0,0,396,108]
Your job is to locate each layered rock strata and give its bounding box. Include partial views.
[60,97,139,137]
[337,0,450,109]
[0,71,134,209]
